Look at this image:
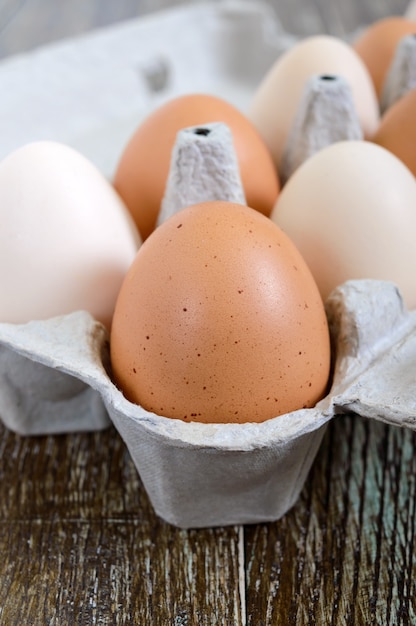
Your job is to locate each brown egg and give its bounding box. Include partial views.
[113,93,280,240]
[353,16,416,98]
[110,201,331,424]
[372,88,416,175]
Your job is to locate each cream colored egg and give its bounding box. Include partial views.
[249,36,380,173]
[271,140,416,309]
[0,141,141,328]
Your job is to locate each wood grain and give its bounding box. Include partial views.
[0,520,243,625]
[1,415,415,624]
[0,425,243,625]
[245,415,416,625]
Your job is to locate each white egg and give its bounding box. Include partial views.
[271,140,416,309]
[249,36,380,174]
[0,141,141,328]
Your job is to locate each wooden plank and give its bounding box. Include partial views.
[0,519,243,625]
[244,415,416,625]
[0,426,148,521]
[0,424,243,625]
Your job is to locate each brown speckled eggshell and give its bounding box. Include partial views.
[110,201,330,424]
[113,93,280,241]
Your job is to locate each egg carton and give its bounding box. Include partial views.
[0,279,415,528]
[0,0,294,174]
[1,0,416,528]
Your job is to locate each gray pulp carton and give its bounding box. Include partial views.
[1,279,415,528]
[1,1,416,528]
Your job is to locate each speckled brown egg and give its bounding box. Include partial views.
[353,17,416,98]
[110,201,331,424]
[113,93,280,241]
[372,88,416,176]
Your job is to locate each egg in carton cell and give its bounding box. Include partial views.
[1,108,416,528]
[1,3,416,527]
[1,273,415,527]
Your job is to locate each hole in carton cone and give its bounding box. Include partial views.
[193,127,211,136]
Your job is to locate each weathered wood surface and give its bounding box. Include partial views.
[0,416,415,624]
[1,1,416,624]
[0,423,244,625]
[246,416,416,625]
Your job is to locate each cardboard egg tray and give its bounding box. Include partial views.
[1,0,416,529]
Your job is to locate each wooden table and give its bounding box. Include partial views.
[0,1,415,624]
[1,415,415,624]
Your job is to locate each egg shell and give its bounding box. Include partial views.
[113,93,280,241]
[4,0,416,531]
[110,200,331,425]
[248,35,380,172]
[372,88,416,176]
[0,141,141,329]
[4,277,416,526]
[271,140,416,309]
[353,16,416,99]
